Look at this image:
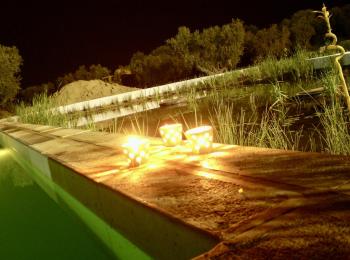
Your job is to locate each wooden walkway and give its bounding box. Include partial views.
[1,121,350,259]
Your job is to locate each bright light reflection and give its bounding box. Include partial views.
[196,171,216,179]
[201,160,213,169]
[122,136,149,167]
[159,123,183,146]
[185,126,213,154]
[0,149,10,158]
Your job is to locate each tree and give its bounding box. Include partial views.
[250,24,291,61]
[74,65,90,80]
[88,64,111,80]
[240,25,259,65]
[167,19,245,74]
[129,51,148,86]
[166,26,202,76]
[57,73,74,87]
[56,64,112,88]
[289,10,317,49]
[129,45,193,87]
[0,44,22,106]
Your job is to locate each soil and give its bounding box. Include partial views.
[53,80,139,106]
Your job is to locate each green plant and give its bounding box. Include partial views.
[318,103,350,155]
[0,44,22,106]
[166,19,245,74]
[208,94,304,151]
[16,93,79,128]
[257,49,314,83]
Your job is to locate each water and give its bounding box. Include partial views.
[96,82,318,134]
[0,148,114,260]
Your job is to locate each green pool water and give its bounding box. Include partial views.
[0,147,114,260]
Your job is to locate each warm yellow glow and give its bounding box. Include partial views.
[122,137,149,167]
[159,123,183,146]
[196,171,216,179]
[91,169,120,178]
[0,149,10,158]
[201,160,215,169]
[185,125,213,154]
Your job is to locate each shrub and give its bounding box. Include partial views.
[0,44,22,106]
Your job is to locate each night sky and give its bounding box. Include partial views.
[0,0,348,87]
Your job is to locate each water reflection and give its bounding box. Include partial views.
[0,148,33,187]
[0,147,112,259]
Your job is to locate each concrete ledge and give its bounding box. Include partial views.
[1,122,350,259]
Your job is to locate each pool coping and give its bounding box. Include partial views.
[1,121,350,259]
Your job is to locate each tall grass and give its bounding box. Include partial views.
[318,104,350,155]
[257,49,315,83]
[209,99,303,150]
[15,93,97,130]
[316,70,350,155]
[14,50,350,156]
[16,93,77,127]
[104,113,151,136]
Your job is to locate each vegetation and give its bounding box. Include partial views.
[0,44,22,106]
[129,19,245,87]
[124,3,350,88]
[16,93,78,128]
[56,64,111,87]
[129,46,193,87]
[9,3,350,157]
[319,103,350,155]
[167,19,245,73]
[14,48,350,156]
[244,24,291,63]
[14,3,350,102]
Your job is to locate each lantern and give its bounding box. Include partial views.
[159,123,183,146]
[185,125,213,154]
[123,137,149,167]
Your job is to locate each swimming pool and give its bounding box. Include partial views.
[0,147,114,259]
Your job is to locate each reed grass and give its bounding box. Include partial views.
[15,93,99,130]
[14,50,350,156]
[16,93,77,128]
[257,49,315,83]
[208,98,303,150]
[316,70,350,155]
[317,104,350,155]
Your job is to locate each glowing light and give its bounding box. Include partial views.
[185,125,213,154]
[122,137,149,167]
[159,123,183,146]
[0,149,10,158]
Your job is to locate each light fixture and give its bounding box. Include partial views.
[185,125,213,154]
[122,136,149,167]
[159,123,183,146]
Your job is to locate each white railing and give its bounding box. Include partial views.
[53,72,232,114]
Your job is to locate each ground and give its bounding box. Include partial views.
[53,79,139,106]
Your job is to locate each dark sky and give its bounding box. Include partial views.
[0,0,348,87]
